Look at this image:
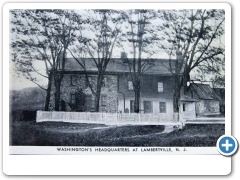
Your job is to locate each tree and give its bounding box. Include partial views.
[120,9,159,113]
[68,9,123,112]
[158,9,225,114]
[11,9,82,111]
[192,56,225,88]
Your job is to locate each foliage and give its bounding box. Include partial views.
[68,9,124,112]
[10,9,225,114]
[11,9,84,110]
[158,9,225,112]
[120,9,160,113]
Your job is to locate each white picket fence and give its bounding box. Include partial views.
[36,111,179,125]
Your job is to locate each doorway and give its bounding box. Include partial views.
[143,101,152,113]
[84,95,92,112]
[130,100,135,113]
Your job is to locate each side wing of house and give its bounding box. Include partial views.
[186,83,221,115]
[117,74,175,120]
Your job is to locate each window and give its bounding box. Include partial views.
[159,102,166,113]
[71,75,80,86]
[158,82,163,92]
[101,95,107,106]
[91,99,95,109]
[85,95,92,111]
[102,77,107,87]
[130,100,135,113]
[86,76,93,87]
[71,94,76,104]
[88,76,92,83]
[128,81,133,90]
[144,101,152,113]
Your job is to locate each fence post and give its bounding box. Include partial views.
[116,112,118,125]
[51,111,53,121]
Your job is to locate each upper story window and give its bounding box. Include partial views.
[88,76,92,83]
[158,82,163,92]
[128,81,133,90]
[86,76,93,87]
[102,77,107,87]
[71,75,81,86]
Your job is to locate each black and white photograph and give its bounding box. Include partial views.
[2,1,235,176]
[9,7,226,151]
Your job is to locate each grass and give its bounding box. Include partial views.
[10,120,224,147]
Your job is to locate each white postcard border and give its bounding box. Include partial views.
[3,2,231,175]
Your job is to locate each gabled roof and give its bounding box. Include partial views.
[63,58,177,75]
[187,83,221,100]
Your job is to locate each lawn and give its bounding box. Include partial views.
[10,120,225,147]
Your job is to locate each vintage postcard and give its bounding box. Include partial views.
[3,2,232,175]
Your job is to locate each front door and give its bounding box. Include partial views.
[144,101,152,113]
[130,100,135,113]
[84,95,92,112]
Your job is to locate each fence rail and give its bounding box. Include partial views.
[36,111,225,126]
[36,111,178,125]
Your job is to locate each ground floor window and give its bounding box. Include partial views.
[159,102,166,113]
[144,101,152,113]
[101,95,107,106]
[70,94,76,104]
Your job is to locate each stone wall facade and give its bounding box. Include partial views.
[49,74,118,113]
[195,100,220,115]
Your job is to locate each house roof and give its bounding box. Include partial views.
[63,58,177,75]
[188,83,221,100]
[213,88,225,99]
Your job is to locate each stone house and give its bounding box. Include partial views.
[186,83,221,116]
[213,88,225,115]
[48,57,195,121]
